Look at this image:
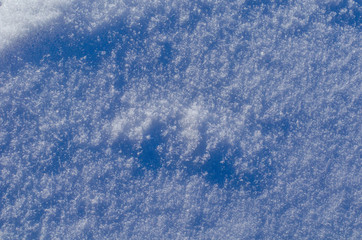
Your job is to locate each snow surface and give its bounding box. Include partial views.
[0,0,361,239]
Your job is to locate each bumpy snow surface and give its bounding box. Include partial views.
[0,0,361,239]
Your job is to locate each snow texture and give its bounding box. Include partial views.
[0,0,361,239]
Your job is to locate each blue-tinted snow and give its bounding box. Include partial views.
[0,0,361,239]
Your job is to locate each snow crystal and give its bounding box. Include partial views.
[0,0,361,239]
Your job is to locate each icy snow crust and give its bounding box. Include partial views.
[0,0,361,239]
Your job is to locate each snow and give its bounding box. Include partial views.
[0,0,74,49]
[0,0,361,239]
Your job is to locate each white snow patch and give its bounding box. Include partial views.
[0,0,73,50]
